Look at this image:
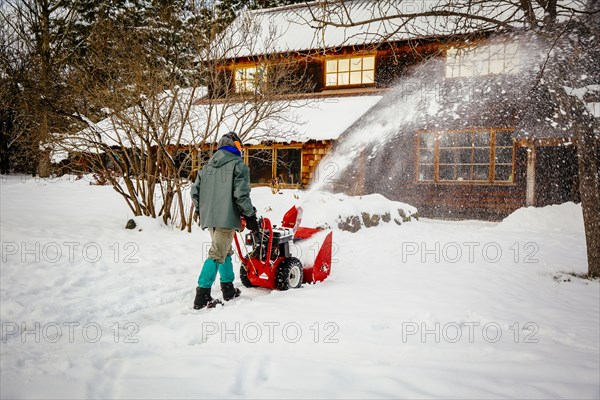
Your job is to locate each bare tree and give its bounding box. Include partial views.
[60,7,313,231]
[302,0,599,277]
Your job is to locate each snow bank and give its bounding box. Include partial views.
[498,202,584,234]
[250,187,418,231]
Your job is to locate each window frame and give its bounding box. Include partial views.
[233,63,268,93]
[246,146,274,185]
[445,42,520,79]
[275,147,302,187]
[416,128,515,185]
[324,54,376,88]
[244,144,303,188]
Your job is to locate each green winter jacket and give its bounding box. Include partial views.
[190,149,255,230]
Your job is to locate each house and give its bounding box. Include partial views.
[69,0,594,220]
[195,0,471,189]
[200,0,597,220]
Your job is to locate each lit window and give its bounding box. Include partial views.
[234,64,267,93]
[418,129,514,183]
[325,55,375,87]
[446,43,520,78]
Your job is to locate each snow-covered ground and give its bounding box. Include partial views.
[1,175,598,399]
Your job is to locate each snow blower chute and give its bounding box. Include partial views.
[234,206,333,290]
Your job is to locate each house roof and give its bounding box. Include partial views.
[241,94,383,144]
[185,94,383,145]
[64,93,383,154]
[218,0,587,59]
[219,0,463,58]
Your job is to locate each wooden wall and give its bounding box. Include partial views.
[216,40,445,97]
[301,140,333,187]
[355,133,530,220]
[394,143,580,220]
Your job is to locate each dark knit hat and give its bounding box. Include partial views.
[218,131,243,148]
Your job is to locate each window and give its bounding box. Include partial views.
[248,148,273,184]
[325,55,375,87]
[234,64,267,93]
[276,148,301,185]
[196,149,211,171]
[174,150,193,179]
[494,131,514,181]
[247,147,302,186]
[446,43,519,78]
[417,128,514,183]
[586,102,600,118]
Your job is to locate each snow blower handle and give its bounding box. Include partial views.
[244,213,260,232]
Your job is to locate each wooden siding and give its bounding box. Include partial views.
[397,144,528,220]
[301,140,333,187]
[212,40,447,98]
[339,133,530,220]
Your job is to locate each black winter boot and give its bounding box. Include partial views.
[220,282,241,301]
[194,287,223,309]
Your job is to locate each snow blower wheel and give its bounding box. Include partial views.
[239,265,255,288]
[276,257,303,290]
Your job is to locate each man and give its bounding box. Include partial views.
[190,131,259,309]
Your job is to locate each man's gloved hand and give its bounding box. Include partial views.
[244,214,260,231]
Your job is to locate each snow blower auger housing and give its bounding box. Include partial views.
[234,206,333,290]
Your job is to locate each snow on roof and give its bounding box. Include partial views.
[63,87,207,150]
[246,94,383,144]
[183,94,384,144]
[220,0,454,58]
[66,93,382,152]
[219,0,588,59]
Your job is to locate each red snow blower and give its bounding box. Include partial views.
[234,206,333,290]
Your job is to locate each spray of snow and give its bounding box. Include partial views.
[307,68,438,196]
[306,34,549,201]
